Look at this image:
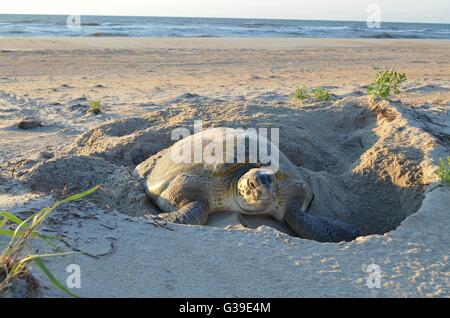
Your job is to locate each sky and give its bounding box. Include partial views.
[0,0,449,24]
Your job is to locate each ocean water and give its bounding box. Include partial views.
[0,14,449,39]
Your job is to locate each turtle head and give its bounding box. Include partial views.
[235,168,276,213]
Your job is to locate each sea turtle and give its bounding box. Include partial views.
[140,128,361,242]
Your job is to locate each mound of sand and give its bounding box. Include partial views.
[12,96,444,236]
[1,93,449,297]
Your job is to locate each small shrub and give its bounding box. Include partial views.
[368,69,407,99]
[0,185,99,297]
[87,100,102,115]
[436,157,450,183]
[294,87,310,100]
[294,86,332,102]
[311,87,332,101]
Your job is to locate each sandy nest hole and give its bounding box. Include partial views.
[12,95,438,238]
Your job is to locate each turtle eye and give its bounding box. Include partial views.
[257,174,273,186]
[261,176,268,185]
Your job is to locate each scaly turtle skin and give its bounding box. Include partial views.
[140,128,360,242]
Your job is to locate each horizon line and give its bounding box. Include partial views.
[0,12,449,25]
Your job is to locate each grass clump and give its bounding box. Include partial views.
[294,87,310,101]
[311,87,332,101]
[294,86,332,102]
[368,69,407,99]
[87,100,102,115]
[0,185,99,297]
[436,157,450,184]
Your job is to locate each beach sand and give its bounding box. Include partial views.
[0,38,449,297]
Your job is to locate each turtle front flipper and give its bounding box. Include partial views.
[284,208,362,243]
[158,201,209,225]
